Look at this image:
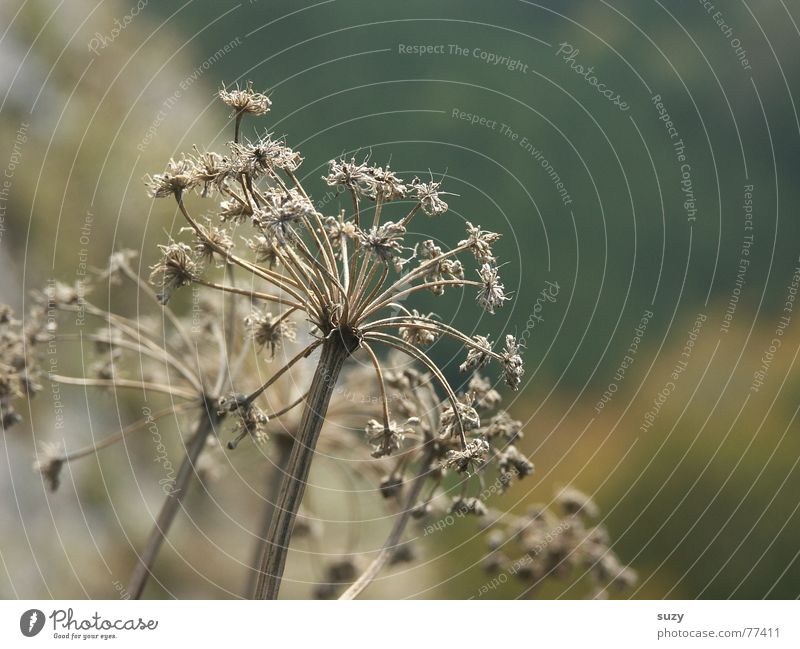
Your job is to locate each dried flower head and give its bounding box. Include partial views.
[477,263,509,314]
[398,310,439,347]
[411,177,449,216]
[365,417,418,458]
[245,310,297,357]
[219,80,271,117]
[145,157,198,198]
[444,437,489,474]
[500,335,525,390]
[149,242,196,304]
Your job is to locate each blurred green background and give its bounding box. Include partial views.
[1,0,799,598]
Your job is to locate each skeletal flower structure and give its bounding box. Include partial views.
[5,81,574,601]
[142,82,527,598]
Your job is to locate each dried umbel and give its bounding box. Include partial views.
[138,82,525,599]
[7,80,556,601]
[478,487,637,599]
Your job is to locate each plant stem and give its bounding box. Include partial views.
[339,450,434,599]
[128,406,219,599]
[253,334,353,599]
[245,432,294,597]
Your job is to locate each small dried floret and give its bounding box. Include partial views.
[440,397,481,438]
[145,157,198,198]
[477,264,509,314]
[444,437,489,474]
[358,221,406,271]
[364,164,407,201]
[255,189,316,244]
[365,417,418,458]
[190,148,232,197]
[149,242,196,304]
[468,373,501,410]
[188,221,233,266]
[219,393,270,447]
[219,199,252,223]
[33,442,65,492]
[244,311,296,357]
[500,335,524,390]
[411,177,448,216]
[481,410,523,443]
[323,211,360,246]
[460,222,501,264]
[449,496,487,516]
[498,445,534,490]
[459,335,493,373]
[245,235,280,267]
[557,486,600,519]
[218,81,271,117]
[418,240,465,295]
[229,136,301,178]
[324,157,372,194]
[399,310,439,347]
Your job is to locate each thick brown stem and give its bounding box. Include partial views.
[128,406,219,599]
[253,334,353,599]
[245,432,294,597]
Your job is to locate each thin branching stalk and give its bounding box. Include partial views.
[128,405,219,599]
[340,449,435,599]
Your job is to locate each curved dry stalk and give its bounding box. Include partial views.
[340,449,435,599]
[56,333,204,394]
[359,242,472,315]
[363,332,467,446]
[361,317,503,362]
[361,342,390,429]
[118,263,196,355]
[49,374,198,401]
[57,402,195,463]
[176,196,311,306]
[128,407,219,599]
[191,276,304,310]
[358,280,482,322]
[245,340,321,404]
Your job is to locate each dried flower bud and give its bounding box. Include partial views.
[460,222,501,264]
[324,157,372,194]
[468,373,501,410]
[33,442,65,492]
[557,486,599,519]
[219,394,269,447]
